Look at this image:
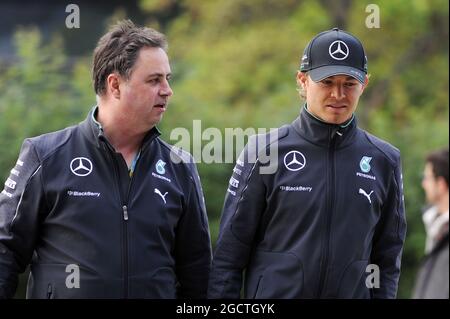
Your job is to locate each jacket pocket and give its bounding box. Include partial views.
[26,263,113,298]
[130,267,177,298]
[336,260,371,298]
[245,251,303,299]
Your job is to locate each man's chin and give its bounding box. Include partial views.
[149,115,163,128]
[320,115,342,125]
[323,112,352,125]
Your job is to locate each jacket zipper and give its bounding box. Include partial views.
[105,142,135,299]
[317,128,338,298]
[121,171,138,298]
[122,204,129,298]
[102,135,154,298]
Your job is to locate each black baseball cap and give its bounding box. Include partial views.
[300,28,368,84]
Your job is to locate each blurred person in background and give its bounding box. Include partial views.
[412,148,449,299]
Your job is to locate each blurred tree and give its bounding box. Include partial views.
[0,27,93,183]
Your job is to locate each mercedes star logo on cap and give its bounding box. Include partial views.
[329,40,349,60]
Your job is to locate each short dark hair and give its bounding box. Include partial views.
[426,148,449,187]
[92,19,168,96]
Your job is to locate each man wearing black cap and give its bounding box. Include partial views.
[208,28,406,299]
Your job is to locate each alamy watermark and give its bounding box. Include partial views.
[365,4,380,28]
[63,262,380,290]
[365,264,380,289]
[65,4,380,30]
[169,120,279,174]
[65,264,80,288]
[65,4,80,29]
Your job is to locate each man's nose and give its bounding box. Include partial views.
[330,84,345,99]
[160,79,173,97]
[421,177,427,190]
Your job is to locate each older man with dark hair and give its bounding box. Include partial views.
[0,20,211,299]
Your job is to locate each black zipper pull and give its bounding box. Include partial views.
[47,283,53,299]
[123,205,129,221]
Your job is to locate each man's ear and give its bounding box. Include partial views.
[296,71,307,90]
[436,176,449,195]
[361,75,370,92]
[106,73,121,99]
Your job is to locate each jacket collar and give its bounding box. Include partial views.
[80,105,161,150]
[291,104,358,148]
[423,206,449,254]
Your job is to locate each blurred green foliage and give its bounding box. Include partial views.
[0,0,448,299]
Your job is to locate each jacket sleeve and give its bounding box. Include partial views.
[208,136,267,299]
[0,139,47,298]
[175,159,212,298]
[370,158,407,299]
